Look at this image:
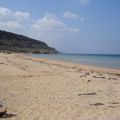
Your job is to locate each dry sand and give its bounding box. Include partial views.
[0,53,120,120]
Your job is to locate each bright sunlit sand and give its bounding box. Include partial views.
[0,53,120,120]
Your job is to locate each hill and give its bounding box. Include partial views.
[0,30,58,54]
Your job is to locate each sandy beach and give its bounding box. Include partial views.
[0,53,120,120]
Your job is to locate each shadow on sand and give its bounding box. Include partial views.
[0,114,16,119]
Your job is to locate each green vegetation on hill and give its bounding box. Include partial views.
[0,30,58,54]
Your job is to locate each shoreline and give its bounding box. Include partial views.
[29,53,120,71]
[25,54,120,74]
[0,53,120,120]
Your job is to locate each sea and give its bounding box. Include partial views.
[31,54,120,69]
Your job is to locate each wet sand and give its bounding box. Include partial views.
[0,53,120,120]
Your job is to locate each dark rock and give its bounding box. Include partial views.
[93,76,106,79]
[89,103,104,106]
[0,105,7,117]
[108,77,117,80]
[88,80,91,82]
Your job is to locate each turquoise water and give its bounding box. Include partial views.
[31,54,120,69]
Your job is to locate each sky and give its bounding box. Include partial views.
[0,0,120,54]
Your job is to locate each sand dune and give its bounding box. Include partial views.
[0,53,120,120]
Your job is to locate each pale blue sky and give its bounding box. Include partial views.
[0,0,120,54]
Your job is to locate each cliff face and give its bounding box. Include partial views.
[0,30,58,54]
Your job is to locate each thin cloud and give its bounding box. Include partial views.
[64,12,79,19]
[79,0,89,4]
[0,6,30,33]
[80,17,85,22]
[32,13,79,32]
[0,6,30,22]
[15,11,30,21]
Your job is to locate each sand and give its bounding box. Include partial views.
[0,53,120,120]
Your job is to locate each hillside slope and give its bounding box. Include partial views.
[0,30,58,54]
